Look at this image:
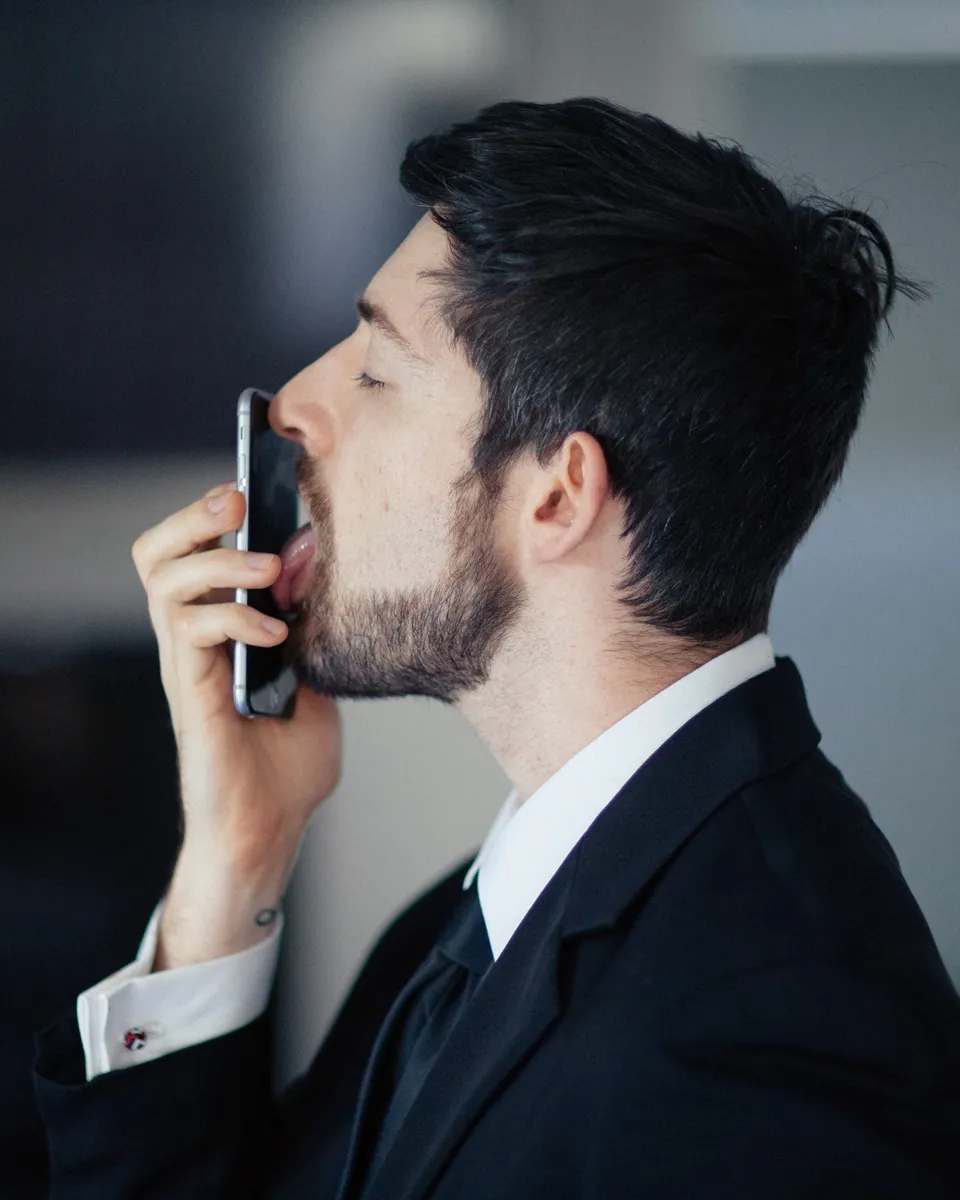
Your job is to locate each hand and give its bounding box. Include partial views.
[132,481,342,967]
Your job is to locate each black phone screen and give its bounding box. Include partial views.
[236,390,302,717]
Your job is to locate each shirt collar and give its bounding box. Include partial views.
[463,633,776,960]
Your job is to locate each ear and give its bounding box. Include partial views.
[529,433,610,560]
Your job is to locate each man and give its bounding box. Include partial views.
[33,97,960,1197]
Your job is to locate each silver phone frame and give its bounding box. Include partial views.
[232,386,273,717]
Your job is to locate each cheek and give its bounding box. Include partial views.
[337,427,456,591]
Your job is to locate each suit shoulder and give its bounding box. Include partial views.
[734,749,947,981]
[630,748,954,1004]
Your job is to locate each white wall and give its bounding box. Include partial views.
[730,59,960,982]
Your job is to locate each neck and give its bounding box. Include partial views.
[455,619,723,805]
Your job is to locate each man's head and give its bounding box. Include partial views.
[271,97,922,705]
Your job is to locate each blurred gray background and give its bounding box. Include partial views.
[1,0,957,1132]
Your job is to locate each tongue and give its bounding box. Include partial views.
[272,522,316,613]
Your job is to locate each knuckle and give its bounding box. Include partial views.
[236,603,264,635]
[225,605,253,644]
[131,532,150,575]
[218,548,249,579]
[234,601,258,628]
[144,560,170,600]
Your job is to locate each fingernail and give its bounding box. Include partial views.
[262,616,287,635]
[246,553,275,569]
[207,490,234,513]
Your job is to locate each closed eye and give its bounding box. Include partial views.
[353,371,385,391]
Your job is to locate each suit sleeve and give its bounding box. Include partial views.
[32,858,472,1200]
[34,1005,275,1200]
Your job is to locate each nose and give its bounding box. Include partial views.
[269,359,327,451]
[269,373,304,446]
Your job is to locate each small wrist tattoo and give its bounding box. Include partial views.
[254,907,279,927]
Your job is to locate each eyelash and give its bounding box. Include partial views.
[353,371,385,391]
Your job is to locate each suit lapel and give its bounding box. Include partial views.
[354,656,821,1200]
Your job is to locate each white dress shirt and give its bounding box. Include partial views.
[78,633,775,1081]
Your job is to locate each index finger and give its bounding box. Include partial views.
[132,485,245,584]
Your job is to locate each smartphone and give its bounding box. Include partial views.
[233,387,303,718]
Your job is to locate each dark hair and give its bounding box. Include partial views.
[399,97,926,648]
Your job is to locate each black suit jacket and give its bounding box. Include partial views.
[33,657,960,1197]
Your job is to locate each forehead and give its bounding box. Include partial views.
[367,214,452,356]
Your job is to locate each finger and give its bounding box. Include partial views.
[175,602,289,650]
[150,548,280,605]
[207,481,240,552]
[204,479,236,498]
[133,487,246,584]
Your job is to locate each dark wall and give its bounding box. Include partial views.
[0,0,488,461]
[0,647,181,1197]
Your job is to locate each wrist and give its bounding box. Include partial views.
[154,836,297,970]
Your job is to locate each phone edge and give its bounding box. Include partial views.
[233,389,256,717]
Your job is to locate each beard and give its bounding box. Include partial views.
[286,454,528,704]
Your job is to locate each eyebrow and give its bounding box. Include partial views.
[355,293,430,369]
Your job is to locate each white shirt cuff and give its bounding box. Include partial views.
[77,900,283,1081]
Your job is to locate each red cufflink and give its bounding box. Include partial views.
[123,1027,148,1051]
